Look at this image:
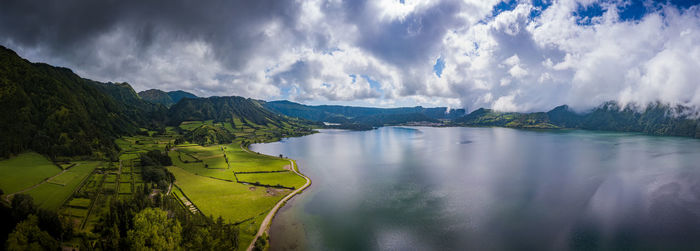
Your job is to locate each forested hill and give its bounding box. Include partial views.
[93,82,168,128]
[138,89,197,107]
[0,46,321,159]
[455,102,700,138]
[168,96,317,129]
[263,100,464,126]
[166,90,197,103]
[0,46,142,159]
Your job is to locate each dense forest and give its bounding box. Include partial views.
[0,182,239,250]
[138,89,197,108]
[167,97,314,128]
[0,46,142,159]
[182,125,236,146]
[0,46,315,160]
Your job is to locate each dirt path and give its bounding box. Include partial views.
[246,146,311,251]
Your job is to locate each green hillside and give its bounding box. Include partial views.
[138,89,198,108]
[167,90,197,103]
[138,89,175,107]
[0,46,142,159]
[92,82,168,129]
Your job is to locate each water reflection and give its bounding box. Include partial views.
[252,127,700,250]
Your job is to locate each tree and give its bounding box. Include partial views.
[10,194,36,221]
[6,215,58,251]
[127,208,182,251]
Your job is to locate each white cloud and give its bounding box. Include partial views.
[2,0,700,112]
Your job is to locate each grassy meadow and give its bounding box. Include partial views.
[166,166,284,222]
[237,172,306,189]
[0,152,61,194]
[2,118,314,250]
[25,161,102,210]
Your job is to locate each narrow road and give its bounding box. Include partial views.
[246,146,311,251]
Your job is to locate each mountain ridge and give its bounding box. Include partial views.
[138,89,198,107]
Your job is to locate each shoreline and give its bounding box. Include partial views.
[243,143,312,251]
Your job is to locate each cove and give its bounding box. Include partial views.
[251,127,700,250]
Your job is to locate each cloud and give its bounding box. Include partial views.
[0,0,699,112]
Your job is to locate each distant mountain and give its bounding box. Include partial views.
[139,89,175,107]
[138,89,197,107]
[0,46,145,158]
[453,108,557,129]
[167,90,197,103]
[263,100,464,127]
[456,102,700,138]
[354,113,439,126]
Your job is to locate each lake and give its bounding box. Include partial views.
[251,127,700,250]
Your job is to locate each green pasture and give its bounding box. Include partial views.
[179,120,212,131]
[166,166,285,223]
[169,151,236,181]
[80,173,104,194]
[0,152,61,194]
[67,198,91,208]
[119,183,132,194]
[24,161,101,210]
[236,172,305,189]
[48,162,102,186]
[225,145,289,173]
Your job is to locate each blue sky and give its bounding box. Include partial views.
[1,0,700,111]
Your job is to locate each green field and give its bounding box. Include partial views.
[168,151,237,181]
[133,173,143,182]
[67,198,91,208]
[226,146,289,172]
[179,121,205,131]
[61,207,89,218]
[0,152,61,194]
[166,166,284,223]
[119,183,132,194]
[48,162,102,186]
[236,172,305,189]
[24,161,102,210]
[0,118,313,250]
[79,173,104,194]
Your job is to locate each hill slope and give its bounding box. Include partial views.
[0,46,143,158]
[138,89,175,107]
[94,83,168,128]
[167,90,197,103]
[138,89,198,107]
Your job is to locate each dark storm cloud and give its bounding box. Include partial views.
[347,0,466,66]
[2,0,699,111]
[0,0,303,72]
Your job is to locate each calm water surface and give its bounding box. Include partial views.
[251,127,700,250]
